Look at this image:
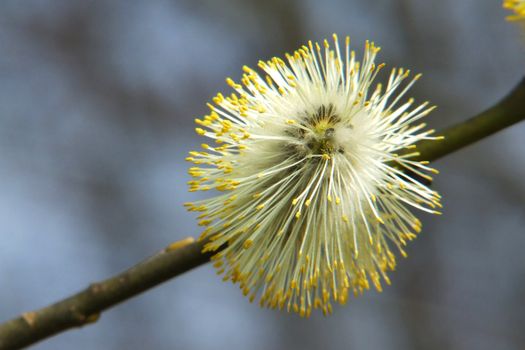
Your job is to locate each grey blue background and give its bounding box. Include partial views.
[1,1,524,349]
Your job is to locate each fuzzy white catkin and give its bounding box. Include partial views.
[185,35,442,317]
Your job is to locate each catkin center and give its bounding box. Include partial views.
[285,104,346,157]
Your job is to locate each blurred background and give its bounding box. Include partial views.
[0,0,524,349]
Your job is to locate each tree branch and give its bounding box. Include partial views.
[0,78,524,350]
[415,78,525,163]
[0,238,212,349]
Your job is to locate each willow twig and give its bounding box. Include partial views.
[0,238,211,349]
[0,78,524,350]
[415,78,525,162]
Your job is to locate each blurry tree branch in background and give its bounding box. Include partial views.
[0,78,524,350]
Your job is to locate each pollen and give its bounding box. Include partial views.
[185,35,441,317]
[504,0,525,21]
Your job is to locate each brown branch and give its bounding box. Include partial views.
[414,77,525,163]
[0,238,212,349]
[0,78,524,349]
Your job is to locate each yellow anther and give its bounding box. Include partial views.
[198,219,212,226]
[412,219,422,233]
[290,280,297,290]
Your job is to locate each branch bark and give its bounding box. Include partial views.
[0,238,212,349]
[414,78,525,163]
[0,78,524,350]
